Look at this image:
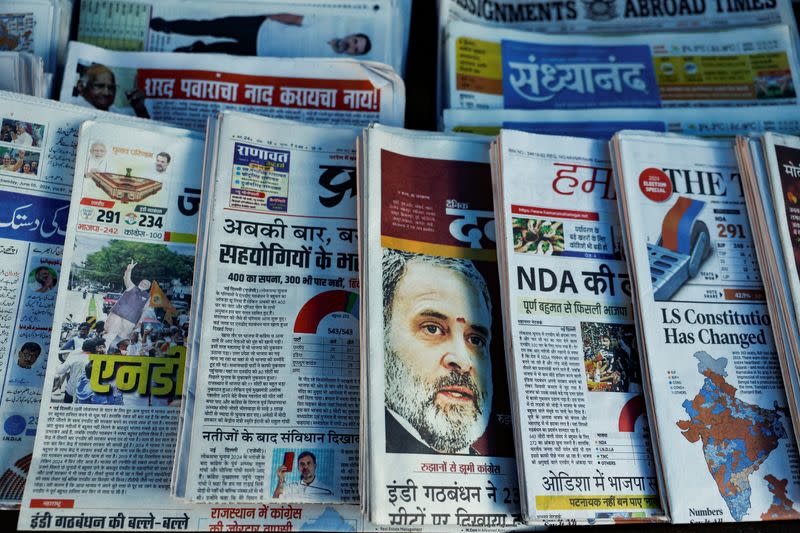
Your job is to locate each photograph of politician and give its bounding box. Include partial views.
[52,236,194,407]
[70,62,150,119]
[382,248,498,455]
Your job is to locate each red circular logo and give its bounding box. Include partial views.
[638,167,672,202]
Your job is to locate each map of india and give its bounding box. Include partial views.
[676,351,788,521]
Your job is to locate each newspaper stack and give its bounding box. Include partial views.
[76,0,409,74]
[0,52,47,97]
[59,42,406,132]
[736,132,800,452]
[610,130,800,522]
[435,0,800,120]
[175,112,362,506]
[439,0,796,34]
[18,117,205,521]
[3,0,71,74]
[444,21,800,112]
[489,129,664,524]
[360,125,521,528]
[0,91,158,509]
[14,114,375,531]
[443,106,800,139]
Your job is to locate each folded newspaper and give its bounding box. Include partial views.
[361,125,522,527]
[0,91,156,509]
[490,129,664,524]
[610,131,800,522]
[76,0,407,74]
[443,106,800,138]
[16,114,519,532]
[444,21,800,110]
[736,132,800,456]
[60,42,406,131]
[0,52,47,98]
[17,118,371,531]
[177,112,362,505]
[2,0,71,73]
[439,0,797,34]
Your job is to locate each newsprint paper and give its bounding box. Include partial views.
[2,0,69,72]
[443,106,800,139]
[611,131,800,523]
[0,91,151,508]
[361,125,522,528]
[739,132,800,454]
[179,113,362,505]
[490,130,664,525]
[445,21,800,110]
[76,0,406,74]
[735,133,800,461]
[60,42,405,132]
[15,118,385,532]
[15,121,524,531]
[439,0,797,34]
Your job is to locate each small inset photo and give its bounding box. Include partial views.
[581,322,641,393]
[28,265,57,293]
[267,449,335,501]
[0,146,40,176]
[512,217,564,255]
[0,119,44,147]
[16,342,42,369]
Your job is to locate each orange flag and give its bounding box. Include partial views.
[149,281,177,324]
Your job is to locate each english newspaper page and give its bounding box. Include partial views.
[611,131,800,522]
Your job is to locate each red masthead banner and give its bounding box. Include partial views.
[136,69,381,112]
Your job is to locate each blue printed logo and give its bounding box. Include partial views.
[4,415,25,436]
[502,41,660,109]
[233,143,290,173]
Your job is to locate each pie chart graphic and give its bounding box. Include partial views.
[293,290,359,334]
[618,394,646,432]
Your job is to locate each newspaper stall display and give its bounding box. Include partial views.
[443,106,800,138]
[14,118,526,531]
[179,113,362,505]
[60,42,405,132]
[438,0,797,34]
[361,125,521,527]
[76,0,406,75]
[0,91,155,508]
[735,133,800,456]
[610,131,800,522]
[444,21,800,111]
[489,130,664,524]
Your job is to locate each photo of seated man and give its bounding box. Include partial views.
[71,63,150,119]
